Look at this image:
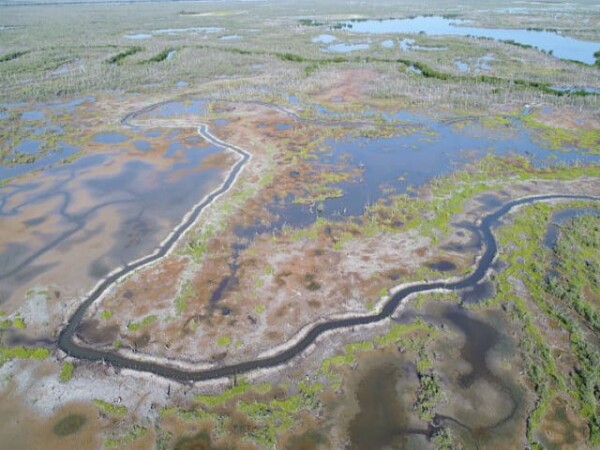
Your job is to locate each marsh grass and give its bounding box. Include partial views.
[495,203,600,445]
[106,46,143,65]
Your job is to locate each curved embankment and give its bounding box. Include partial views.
[58,129,600,381]
[56,98,600,382]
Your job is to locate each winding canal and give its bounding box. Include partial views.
[55,102,600,382]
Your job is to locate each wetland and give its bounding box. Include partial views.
[1,0,599,448]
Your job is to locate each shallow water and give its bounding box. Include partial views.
[21,111,45,120]
[13,139,42,155]
[543,207,600,248]
[272,113,598,226]
[313,34,336,44]
[153,27,223,35]
[325,43,370,52]
[139,99,209,118]
[340,16,600,64]
[0,142,78,181]
[92,132,130,144]
[550,86,600,94]
[125,33,151,40]
[455,61,469,72]
[0,133,231,305]
[348,360,428,449]
[134,140,152,151]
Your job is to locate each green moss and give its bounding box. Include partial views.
[186,225,215,262]
[100,310,113,321]
[522,114,600,154]
[0,317,26,329]
[216,335,232,347]
[127,314,157,331]
[92,399,128,416]
[59,362,74,383]
[174,282,191,315]
[194,381,272,408]
[104,424,147,448]
[0,346,50,366]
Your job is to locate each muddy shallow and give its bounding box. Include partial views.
[342,302,528,449]
[0,126,236,311]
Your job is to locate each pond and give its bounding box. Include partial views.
[312,34,337,44]
[0,129,233,307]
[325,43,370,52]
[0,142,78,181]
[92,132,130,144]
[340,16,600,64]
[152,27,223,35]
[543,208,600,249]
[262,111,599,227]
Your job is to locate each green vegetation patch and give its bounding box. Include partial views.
[186,224,215,262]
[92,399,128,416]
[522,114,600,154]
[0,317,25,329]
[53,414,87,436]
[174,281,194,315]
[0,50,29,62]
[195,380,271,408]
[493,202,600,445]
[106,46,143,65]
[216,335,232,347]
[59,362,74,383]
[0,346,50,366]
[127,314,157,331]
[142,48,176,64]
[105,424,147,448]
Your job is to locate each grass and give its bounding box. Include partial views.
[186,225,215,263]
[158,317,435,447]
[106,46,143,65]
[216,335,232,347]
[59,362,74,383]
[174,281,194,315]
[0,50,29,62]
[285,155,600,250]
[521,113,600,154]
[127,315,157,331]
[0,317,25,329]
[194,380,271,408]
[0,346,50,366]
[142,48,176,64]
[93,399,128,416]
[493,202,600,445]
[105,425,147,448]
